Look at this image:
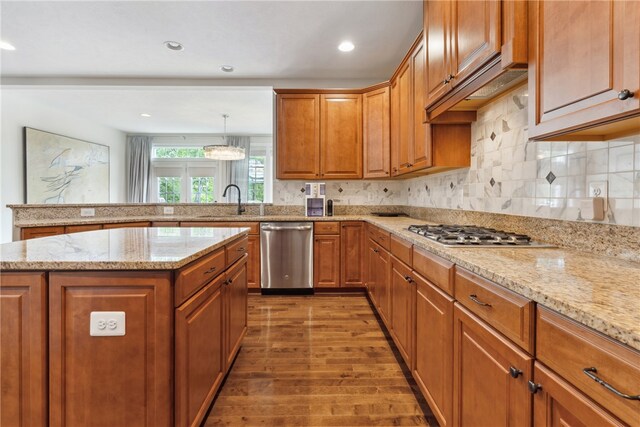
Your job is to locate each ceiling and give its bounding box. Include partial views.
[0,1,423,81]
[5,86,275,133]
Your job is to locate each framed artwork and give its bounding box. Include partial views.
[24,127,110,203]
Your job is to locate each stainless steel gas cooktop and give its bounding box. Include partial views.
[407,224,554,248]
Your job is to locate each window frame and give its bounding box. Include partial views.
[150,158,227,203]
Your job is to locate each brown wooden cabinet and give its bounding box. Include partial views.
[390,256,415,369]
[425,0,453,108]
[340,221,365,287]
[247,235,260,289]
[363,86,391,178]
[391,59,413,176]
[276,93,321,179]
[365,237,379,305]
[413,272,454,427]
[320,94,363,179]
[102,221,151,229]
[531,363,625,427]
[0,272,47,427]
[20,225,65,240]
[411,37,430,171]
[48,271,173,427]
[453,303,533,427]
[276,92,362,179]
[314,234,341,288]
[175,274,225,427]
[528,0,640,140]
[224,255,248,369]
[65,224,103,233]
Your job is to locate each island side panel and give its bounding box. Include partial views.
[0,272,48,427]
[49,271,172,427]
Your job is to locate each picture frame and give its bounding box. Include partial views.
[24,127,110,204]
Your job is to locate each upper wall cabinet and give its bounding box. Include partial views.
[363,86,391,178]
[276,94,321,179]
[424,0,527,119]
[528,0,640,140]
[276,92,362,179]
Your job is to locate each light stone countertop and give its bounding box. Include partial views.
[8,214,640,351]
[0,227,249,270]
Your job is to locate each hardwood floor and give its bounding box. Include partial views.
[205,294,436,426]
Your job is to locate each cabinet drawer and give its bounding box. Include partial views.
[21,226,65,240]
[103,221,151,229]
[390,234,412,268]
[65,224,103,234]
[226,236,249,267]
[536,307,640,426]
[175,248,225,306]
[314,221,340,235]
[182,222,259,235]
[412,246,455,296]
[367,225,390,250]
[455,268,534,353]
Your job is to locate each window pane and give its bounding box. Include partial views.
[248,156,265,202]
[191,177,215,203]
[153,147,205,159]
[158,177,181,203]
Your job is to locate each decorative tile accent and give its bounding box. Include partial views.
[490,132,497,141]
[450,182,454,189]
[338,187,343,193]
[383,188,388,193]
[300,187,305,193]
[490,178,496,187]
[546,171,556,184]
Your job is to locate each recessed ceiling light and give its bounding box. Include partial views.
[164,41,184,51]
[220,65,234,73]
[140,113,151,117]
[338,41,355,52]
[0,40,16,51]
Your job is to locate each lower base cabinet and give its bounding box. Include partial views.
[0,272,47,427]
[314,234,341,288]
[413,273,454,427]
[453,304,533,427]
[531,363,625,427]
[175,274,225,427]
[225,255,248,367]
[390,256,414,368]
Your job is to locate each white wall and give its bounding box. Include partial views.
[0,89,127,242]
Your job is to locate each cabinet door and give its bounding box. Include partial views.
[532,363,625,427]
[49,271,172,427]
[313,235,341,288]
[320,94,363,179]
[20,226,65,240]
[390,79,401,176]
[376,246,392,327]
[175,275,225,427]
[247,235,260,289]
[451,0,501,84]
[340,222,365,286]
[363,87,391,178]
[529,0,640,139]
[390,256,415,369]
[365,238,379,306]
[413,274,454,427]
[424,0,453,107]
[0,273,47,427]
[395,61,413,175]
[276,94,320,179]
[225,255,248,368]
[453,304,533,427]
[410,38,431,171]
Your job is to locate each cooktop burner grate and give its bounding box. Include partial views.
[407,224,553,247]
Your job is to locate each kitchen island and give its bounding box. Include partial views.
[0,226,250,427]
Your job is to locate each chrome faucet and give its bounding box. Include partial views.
[222,184,246,215]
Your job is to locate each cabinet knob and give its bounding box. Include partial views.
[509,366,523,378]
[404,275,413,283]
[618,89,634,100]
[527,381,542,394]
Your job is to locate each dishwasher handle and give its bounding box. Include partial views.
[261,224,313,231]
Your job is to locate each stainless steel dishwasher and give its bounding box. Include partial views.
[260,222,313,293]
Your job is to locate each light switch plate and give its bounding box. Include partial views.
[90,311,125,336]
[80,208,95,217]
[163,206,174,215]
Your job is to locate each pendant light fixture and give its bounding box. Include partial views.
[203,114,245,160]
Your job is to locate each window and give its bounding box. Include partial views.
[158,177,182,203]
[248,156,265,203]
[191,177,215,203]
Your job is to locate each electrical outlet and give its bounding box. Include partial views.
[90,311,125,336]
[588,181,608,198]
[80,208,95,217]
[163,206,174,215]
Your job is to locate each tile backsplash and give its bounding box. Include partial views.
[273,85,639,227]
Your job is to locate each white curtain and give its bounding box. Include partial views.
[226,136,251,202]
[126,135,152,202]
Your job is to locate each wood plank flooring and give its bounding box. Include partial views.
[205,294,436,426]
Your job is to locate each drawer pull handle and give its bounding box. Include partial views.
[204,266,217,274]
[404,275,413,283]
[237,247,245,252]
[469,294,492,307]
[373,248,379,253]
[509,366,522,378]
[228,278,233,284]
[582,367,640,400]
[618,89,634,101]
[528,381,542,394]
